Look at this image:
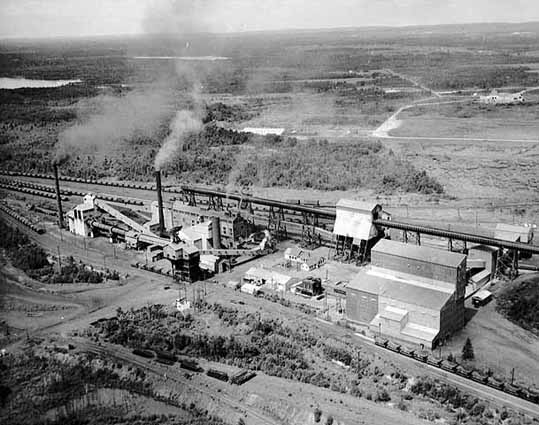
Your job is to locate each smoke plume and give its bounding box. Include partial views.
[154,109,202,170]
[54,86,173,165]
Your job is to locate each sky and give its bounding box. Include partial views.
[2,0,539,39]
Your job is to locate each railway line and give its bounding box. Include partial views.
[78,339,278,425]
[374,337,539,406]
[309,318,539,418]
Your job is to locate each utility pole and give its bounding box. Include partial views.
[511,367,515,385]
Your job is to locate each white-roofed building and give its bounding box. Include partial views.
[244,267,296,292]
[242,127,285,136]
[333,199,387,261]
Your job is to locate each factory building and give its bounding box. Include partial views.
[163,242,200,282]
[346,239,467,349]
[149,200,254,248]
[66,194,100,237]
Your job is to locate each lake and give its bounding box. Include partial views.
[0,77,82,89]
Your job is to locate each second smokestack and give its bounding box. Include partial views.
[155,170,165,237]
[53,164,64,229]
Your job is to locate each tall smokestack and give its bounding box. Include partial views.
[212,216,221,249]
[53,164,64,229]
[155,170,165,237]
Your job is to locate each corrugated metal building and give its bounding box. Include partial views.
[333,199,387,261]
[346,239,467,349]
[333,200,382,242]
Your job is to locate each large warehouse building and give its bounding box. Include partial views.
[346,239,467,349]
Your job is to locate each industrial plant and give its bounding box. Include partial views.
[11,163,529,352]
[4,16,539,425]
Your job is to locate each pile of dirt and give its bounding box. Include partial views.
[496,273,539,334]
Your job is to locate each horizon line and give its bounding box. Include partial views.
[2,20,539,43]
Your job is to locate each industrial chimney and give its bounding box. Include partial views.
[212,216,221,249]
[154,170,165,237]
[53,164,64,229]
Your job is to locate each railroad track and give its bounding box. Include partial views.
[79,340,279,425]
[0,202,46,233]
[374,337,539,406]
[0,177,145,206]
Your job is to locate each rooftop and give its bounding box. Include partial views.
[242,127,285,136]
[334,202,378,240]
[372,239,466,268]
[348,266,453,310]
[245,267,293,285]
[336,199,381,213]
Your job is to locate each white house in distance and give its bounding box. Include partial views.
[241,127,285,136]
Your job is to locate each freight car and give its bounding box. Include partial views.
[132,348,154,359]
[230,370,256,385]
[180,359,203,373]
[153,350,178,363]
[0,203,46,234]
[207,368,229,382]
[374,336,539,405]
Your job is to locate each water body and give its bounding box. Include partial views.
[133,56,229,61]
[0,77,82,89]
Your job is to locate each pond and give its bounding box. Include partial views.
[0,77,82,89]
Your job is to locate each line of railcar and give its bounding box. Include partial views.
[374,337,539,405]
[0,202,46,234]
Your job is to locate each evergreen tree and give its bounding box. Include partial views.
[462,338,474,360]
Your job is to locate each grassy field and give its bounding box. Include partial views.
[392,98,539,140]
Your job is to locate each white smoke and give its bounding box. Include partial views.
[154,109,202,170]
[55,86,173,165]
